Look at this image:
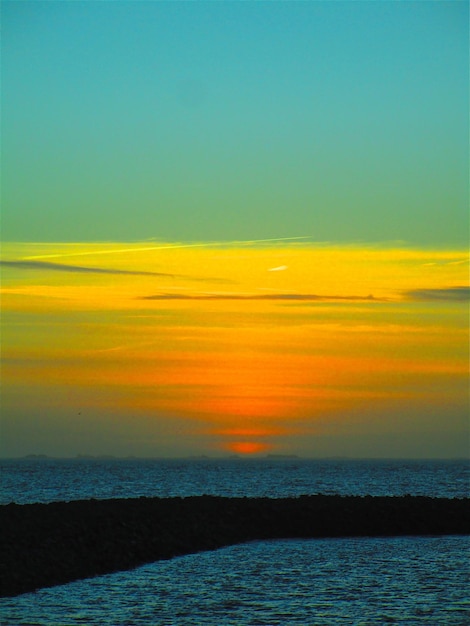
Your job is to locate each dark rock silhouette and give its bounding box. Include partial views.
[1,495,468,597]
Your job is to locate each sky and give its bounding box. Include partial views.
[1,1,468,458]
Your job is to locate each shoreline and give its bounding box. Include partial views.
[1,495,469,597]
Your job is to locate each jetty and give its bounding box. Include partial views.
[1,495,468,597]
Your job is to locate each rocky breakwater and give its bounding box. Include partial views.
[1,495,468,597]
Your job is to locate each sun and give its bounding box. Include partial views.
[226,441,272,455]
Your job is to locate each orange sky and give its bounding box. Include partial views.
[1,241,468,458]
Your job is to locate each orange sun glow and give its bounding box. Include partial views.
[225,441,273,455]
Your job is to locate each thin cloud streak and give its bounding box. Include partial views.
[404,287,470,302]
[0,260,176,278]
[268,265,288,272]
[0,260,233,284]
[140,293,382,302]
[22,237,312,260]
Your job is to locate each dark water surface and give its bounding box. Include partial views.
[0,459,468,625]
[1,457,468,504]
[1,536,468,625]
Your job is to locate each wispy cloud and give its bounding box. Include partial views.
[140,292,382,302]
[268,265,288,272]
[404,286,470,302]
[1,259,237,288]
[0,260,175,278]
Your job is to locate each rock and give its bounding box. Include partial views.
[0,495,468,597]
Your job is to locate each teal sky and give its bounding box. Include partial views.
[2,0,468,246]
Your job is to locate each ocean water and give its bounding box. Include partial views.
[1,459,469,625]
[1,536,469,625]
[1,457,469,504]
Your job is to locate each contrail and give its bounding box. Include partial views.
[23,237,311,260]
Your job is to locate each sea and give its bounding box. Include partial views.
[0,457,469,625]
